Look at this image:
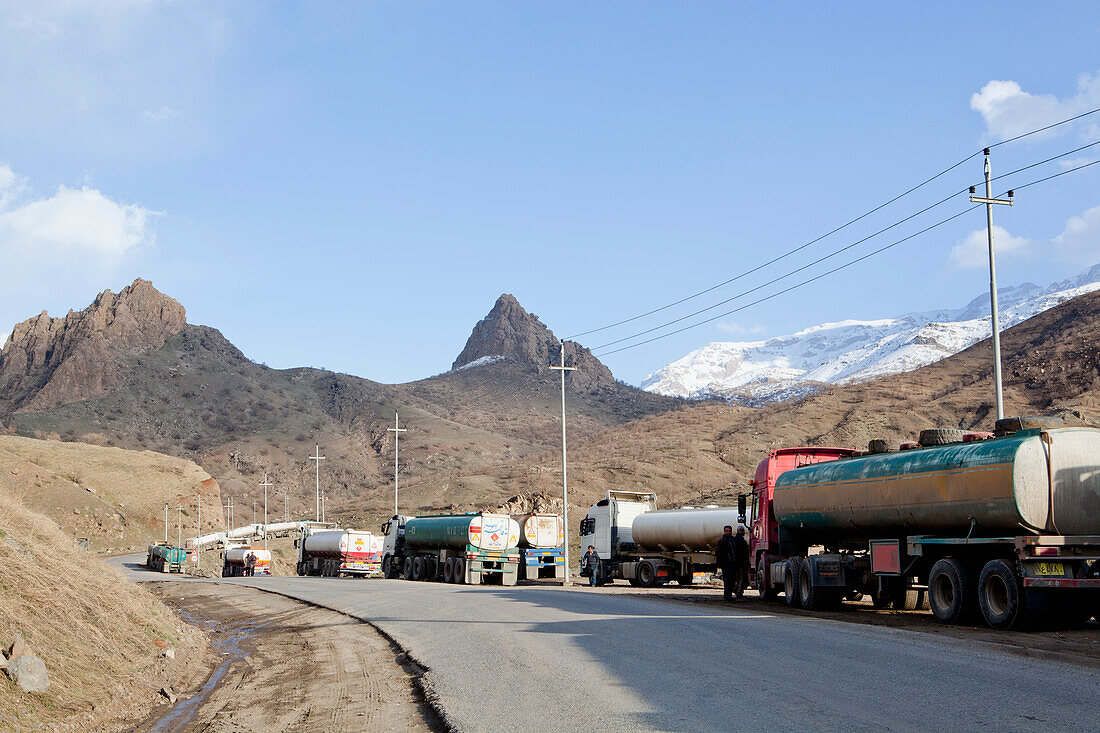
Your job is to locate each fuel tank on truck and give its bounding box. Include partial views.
[773,427,1100,537]
[404,513,520,551]
[303,530,379,559]
[631,507,742,551]
[514,513,564,548]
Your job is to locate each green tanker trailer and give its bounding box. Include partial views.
[146,542,187,573]
[380,512,521,585]
[747,420,1100,630]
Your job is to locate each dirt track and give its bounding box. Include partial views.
[134,583,441,733]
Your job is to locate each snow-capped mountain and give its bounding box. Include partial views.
[641,264,1100,405]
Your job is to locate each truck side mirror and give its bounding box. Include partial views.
[737,494,747,525]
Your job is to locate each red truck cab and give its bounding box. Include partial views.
[748,447,855,597]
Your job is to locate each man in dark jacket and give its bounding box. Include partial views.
[581,545,600,587]
[732,526,751,598]
[716,525,737,601]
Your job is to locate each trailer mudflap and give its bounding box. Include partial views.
[807,555,846,587]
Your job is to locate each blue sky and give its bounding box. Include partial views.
[1,2,1098,385]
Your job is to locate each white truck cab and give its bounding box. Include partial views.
[579,491,656,559]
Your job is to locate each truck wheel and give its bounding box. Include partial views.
[978,559,1026,630]
[454,558,466,584]
[637,561,657,588]
[382,555,392,578]
[929,558,977,624]
[402,556,414,580]
[429,558,440,581]
[412,557,425,581]
[798,558,837,611]
[443,558,455,583]
[757,564,780,602]
[784,562,800,608]
[892,587,925,611]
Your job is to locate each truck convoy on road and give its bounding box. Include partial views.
[514,513,566,580]
[381,512,522,585]
[748,418,1100,630]
[222,546,272,577]
[579,494,740,586]
[146,543,187,573]
[295,528,383,577]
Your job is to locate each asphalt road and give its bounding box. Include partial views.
[111,556,1099,732]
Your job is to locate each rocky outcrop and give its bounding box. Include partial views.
[451,294,614,392]
[0,279,187,413]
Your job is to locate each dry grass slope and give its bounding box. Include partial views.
[0,436,222,554]
[0,491,203,732]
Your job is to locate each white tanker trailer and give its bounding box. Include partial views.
[513,513,566,580]
[578,491,742,587]
[222,546,272,577]
[296,528,383,578]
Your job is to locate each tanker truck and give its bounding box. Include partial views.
[578,492,741,587]
[295,527,383,578]
[514,513,566,580]
[749,418,1100,630]
[221,546,272,577]
[380,512,521,585]
[146,543,187,573]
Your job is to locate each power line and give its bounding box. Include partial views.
[594,158,1099,357]
[590,141,1099,351]
[567,106,1100,341]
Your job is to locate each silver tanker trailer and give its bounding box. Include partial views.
[578,491,742,586]
[749,418,1100,630]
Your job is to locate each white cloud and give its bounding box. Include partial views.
[950,225,1034,270]
[1059,157,1094,170]
[0,166,158,270]
[1052,205,1100,265]
[970,72,1100,142]
[716,321,766,336]
[950,205,1100,270]
[140,106,181,122]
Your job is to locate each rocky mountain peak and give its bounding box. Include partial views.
[0,279,187,412]
[451,293,614,392]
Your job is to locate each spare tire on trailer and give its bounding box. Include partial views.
[919,428,966,447]
[868,438,901,454]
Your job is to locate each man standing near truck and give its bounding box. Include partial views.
[716,525,737,601]
[732,526,750,598]
[581,545,600,587]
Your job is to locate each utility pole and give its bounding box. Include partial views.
[321,491,327,523]
[550,341,577,586]
[260,473,273,551]
[224,497,231,534]
[387,412,407,517]
[969,147,1015,421]
[309,445,325,521]
[164,504,169,544]
[177,504,183,549]
[197,495,201,571]
[253,500,257,526]
[284,489,289,522]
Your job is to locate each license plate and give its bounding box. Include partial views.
[1035,562,1065,576]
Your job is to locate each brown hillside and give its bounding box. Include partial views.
[0,281,678,523]
[396,288,1100,527]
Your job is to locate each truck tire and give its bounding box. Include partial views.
[382,555,393,578]
[443,558,455,583]
[799,558,839,611]
[412,557,425,581]
[402,556,414,580]
[868,438,901,453]
[918,428,966,447]
[928,558,977,624]
[784,562,801,608]
[892,587,925,611]
[756,564,780,602]
[978,559,1027,630]
[636,561,657,588]
[454,558,466,584]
